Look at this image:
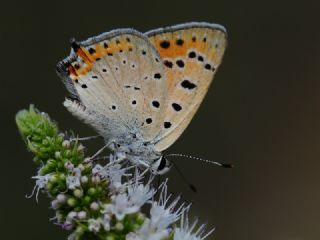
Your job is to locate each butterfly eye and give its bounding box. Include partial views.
[150,156,171,175]
[157,156,167,171]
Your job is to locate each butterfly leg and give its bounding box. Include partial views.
[85,140,115,163]
[70,135,102,142]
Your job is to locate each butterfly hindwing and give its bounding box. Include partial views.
[146,22,227,151]
[57,30,167,142]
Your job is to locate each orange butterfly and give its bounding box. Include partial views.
[57,22,227,174]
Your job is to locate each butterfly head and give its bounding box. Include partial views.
[150,155,171,175]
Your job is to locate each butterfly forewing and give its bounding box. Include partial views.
[146,23,227,151]
[57,30,167,142]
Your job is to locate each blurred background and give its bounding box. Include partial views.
[1,0,320,239]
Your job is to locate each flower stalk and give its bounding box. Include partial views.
[16,105,213,240]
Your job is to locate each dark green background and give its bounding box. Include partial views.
[2,0,320,239]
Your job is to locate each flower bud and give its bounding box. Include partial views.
[83,196,91,205]
[87,187,97,196]
[56,193,67,203]
[67,197,77,207]
[63,221,73,230]
[115,222,124,231]
[106,236,115,240]
[77,144,85,152]
[77,164,85,171]
[73,189,83,198]
[81,176,88,184]
[55,151,61,158]
[51,199,60,209]
[77,211,87,220]
[90,202,99,211]
[62,140,71,148]
[64,161,74,171]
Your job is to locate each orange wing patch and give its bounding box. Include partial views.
[154,35,211,58]
[147,25,227,151]
[67,36,134,81]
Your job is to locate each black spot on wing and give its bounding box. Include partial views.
[172,103,182,112]
[176,39,184,46]
[154,73,162,79]
[160,40,170,49]
[188,51,196,58]
[146,118,152,124]
[198,56,204,62]
[152,100,160,108]
[88,48,96,54]
[176,60,185,68]
[205,64,211,70]
[181,80,197,90]
[164,60,173,68]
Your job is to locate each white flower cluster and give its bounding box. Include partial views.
[30,152,214,240]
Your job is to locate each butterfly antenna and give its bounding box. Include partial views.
[168,160,197,193]
[166,153,234,168]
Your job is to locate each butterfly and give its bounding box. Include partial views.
[56,22,227,175]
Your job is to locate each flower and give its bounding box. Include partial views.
[174,208,214,240]
[93,156,131,193]
[27,174,51,202]
[17,107,216,240]
[101,214,111,231]
[126,181,185,240]
[88,218,101,233]
[150,182,184,230]
[127,177,155,209]
[102,193,139,221]
[66,167,82,190]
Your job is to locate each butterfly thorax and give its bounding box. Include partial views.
[107,133,162,169]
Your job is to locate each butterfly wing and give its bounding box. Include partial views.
[57,30,167,142]
[146,22,227,151]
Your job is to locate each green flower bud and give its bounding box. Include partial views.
[73,189,83,198]
[106,236,116,240]
[136,213,145,225]
[59,173,66,181]
[83,196,91,205]
[67,197,77,207]
[115,222,124,231]
[87,187,97,196]
[49,174,59,183]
